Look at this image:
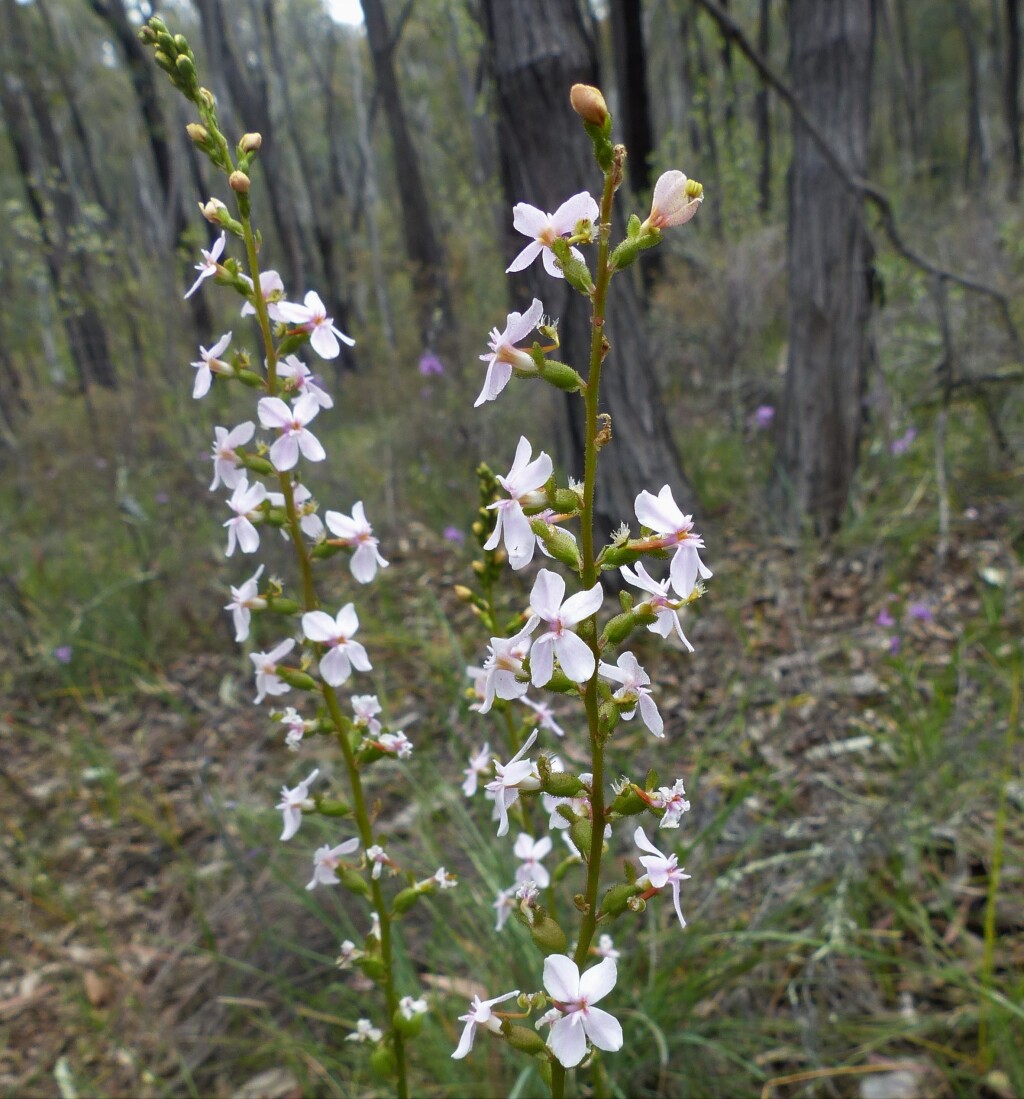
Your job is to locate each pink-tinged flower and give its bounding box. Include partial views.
[521,696,566,738]
[475,298,544,407]
[542,955,623,1068]
[876,607,896,628]
[377,731,413,758]
[619,561,694,651]
[257,393,326,472]
[418,351,444,376]
[209,421,255,491]
[528,569,603,687]
[484,730,542,837]
[595,934,620,961]
[251,637,296,704]
[634,826,690,930]
[634,485,713,599]
[325,502,388,583]
[336,940,363,969]
[507,192,599,279]
[493,886,517,931]
[653,779,691,829]
[306,837,360,890]
[400,996,429,1019]
[224,477,267,557]
[346,1019,382,1044]
[268,482,323,540]
[276,766,319,840]
[599,651,664,737]
[513,833,553,888]
[642,170,703,231]
[484,436,553,570]
[351,695,383,735]
[277,354,333,409]
[276,290,355,359]
[301,603,371,687]
[184,231,225,298]
[430,867,458,890]
[191,331,232,399]
[225,563,265,641]
[277,706,314,750]
[240,269,285,321]
[366,844,391,880]
[478,620,538,714]
[462,743,491,797]
[451,988,520,1059]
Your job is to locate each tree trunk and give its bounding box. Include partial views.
[754,0,772,215]
[771,0,875,534]
[481,0,697,538]
[1007,0,1022,198]
[955,0,989,186]
[610,0,655,197]
[359,0,454,349]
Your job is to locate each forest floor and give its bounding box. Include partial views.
[3,501,1022,1099]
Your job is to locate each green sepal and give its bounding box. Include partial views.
[619,590,634,613]
[339,868,370,898]
[538,359,585,394]
[529,913,568,956]
[645,767,660,791]
[598,700,620,738]
[551,487,582,513]
[583,117,615,171]
[503,1023,547,1056]
[610,226,661,272]
[275,667,317,691]
[570,819,593,862]
[599,881,642,919]
[391,887,420,917]
[599,542,646,569]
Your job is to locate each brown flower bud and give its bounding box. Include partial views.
[239,132,262,153]
[229,170,250,193]
[198,196,227,223]
[186,123,208,145]
[570,84,609,127]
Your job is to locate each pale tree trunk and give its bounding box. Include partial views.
[771,0,876,534]
[481,0,697,539]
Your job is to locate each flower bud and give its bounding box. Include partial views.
[339,868,371,898]
[531,521,581,571]
[198,87,216,108]
[199,196,227,223]
[570,84,609,127]
[391,887,420,917]
[173,33,190,53]
[529,913,568,956]
[274,667,316,691]
[186,123,208,145]
[229,170,250,193]
[174,54,197,85]
[504,1024,548,1055]
[538,359,585,395]
[239,131,262,153]
[312,797,351,817]
[453,584,475,602]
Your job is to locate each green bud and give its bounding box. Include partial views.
[504,1024,548,1056]
[392,888,420,916]
[173,33,190,54]
[600,881,642,918]
[570,819,593,861]
[153,50,175,75]
[618,590,635,612]
[148,16,169,35]
[174,54,197,86]
[538,359,585,395]
[369,1045,396,1080]
[529,913,568,955]
[275,667,317,691]
[339,868,370,898]
[156,31,176,54]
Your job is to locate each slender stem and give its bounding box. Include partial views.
[239,204,408,1099]
[551,154,620,1099]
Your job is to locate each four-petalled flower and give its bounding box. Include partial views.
[507,192,599,279]
[475,298,544,407]
[542,954,623,1068]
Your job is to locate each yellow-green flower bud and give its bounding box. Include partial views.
[359,955,387,981]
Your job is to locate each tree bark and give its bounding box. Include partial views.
[771,0,876,534]
[481,0,697,538]
[1007,0,1022,198]
[754,0,772,215]
[954,0,990,186]
[610,0,655,197]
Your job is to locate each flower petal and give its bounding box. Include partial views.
[548,1014,587,1068]
[578,956,617,1005]
[582,1005,623,1052]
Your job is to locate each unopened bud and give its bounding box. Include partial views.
[570,84,609,127]
[239,131,262,153]
[453,585,475,602]
[198,87,215,108]
[199,196,227,223]
[229,171,250,193]
[186,123,208,145]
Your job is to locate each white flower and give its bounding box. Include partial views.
[431,867,458,890]
[191,331,232,399]
[484,436,552,570]
[224,477,266,557]
[619,561,694,652]
[484,730,542,837]
[258,393,326,472]
[277,706,314,750]
[240,269,285,321]
[346,1018,382,1043]
[475,298,544,407]
[184,231,225,298]
[301,604,371,687]
[493,886,517,931]
[377,731,413,758]
[399,996,428,1020]
[599,651,664,737]
[542,955,623,1068]
[595,934,620,961]
[642,170,703,231]
[506,192,599,279]
[451,988,520,1059]
[336,940,364,969]
[513,833,553,889]
[462,743,491,797]
[477,620,537,715]
[225,563,265,642]
[306,837,360,890]
[276,290,355,359]
[366,844,390,880]
[325,502,388,583]
[528,569,603,686]
[251,638,295,704]
[209,421,255,491]
[634,485,712,599]
[520,696,566,737]
[351,695,383,735]
[277,354,333,408]
[635,826,691,929]
[268,482,323,540]
[368,912,381,940]
[653,779,691,829]
[276,766,319,841]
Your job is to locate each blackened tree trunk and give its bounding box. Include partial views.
[754,0,772,215]
[481,0,697,537]
[360,0,454,349]
[610,0,655,197]
[955,0,989,186]
[1007,0,1022,198]
[771,0,875,534]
